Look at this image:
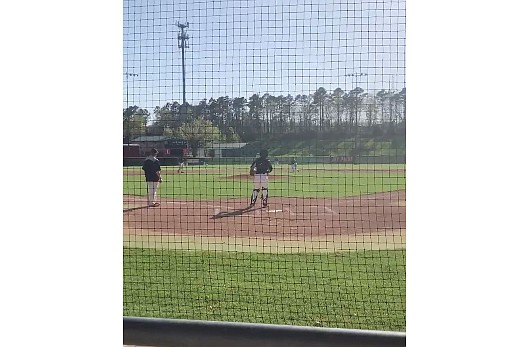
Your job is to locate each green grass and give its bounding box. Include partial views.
[123,248,406,331]
[124,164,406,199]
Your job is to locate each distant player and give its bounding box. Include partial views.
[142,148,162,207]
[178,158,187,173]
[290,157,299,172]
[249,149,273,208]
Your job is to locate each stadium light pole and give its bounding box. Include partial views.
[124,72,138,144]
[177,22,190,106]
[345,73,368,122]
[345,72,368,164]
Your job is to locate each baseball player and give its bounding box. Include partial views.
[249,149,273,207]
[142,148,162,207]
[290,157,299,172]
[178,158,187,173]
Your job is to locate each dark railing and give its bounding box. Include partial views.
[124,316,406,347]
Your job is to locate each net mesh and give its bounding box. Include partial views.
[124,0,405,331]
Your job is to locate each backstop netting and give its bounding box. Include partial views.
[123,0,406,332]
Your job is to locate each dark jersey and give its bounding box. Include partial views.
[251,158,273,175]
[142,157,161,182]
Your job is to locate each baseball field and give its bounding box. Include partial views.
[123,163,406,331]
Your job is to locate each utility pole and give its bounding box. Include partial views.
[345,72,368,128]
[345,72,368,165]
[124,72,138,144]
[177,22,190,106]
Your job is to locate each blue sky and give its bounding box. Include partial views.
[124,0,405,111]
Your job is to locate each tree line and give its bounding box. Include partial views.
[123,86,406,148]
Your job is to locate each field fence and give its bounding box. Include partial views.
[123,0,406,344]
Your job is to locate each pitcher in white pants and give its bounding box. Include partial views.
[147,181,160,206]
[141,148,162,207]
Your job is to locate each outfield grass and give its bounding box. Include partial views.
[123,248,406,331]
[123,164,406,199]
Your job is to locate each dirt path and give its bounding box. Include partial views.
[123,191,405,252]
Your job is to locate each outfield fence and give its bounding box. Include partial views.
[124,0,405,344]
